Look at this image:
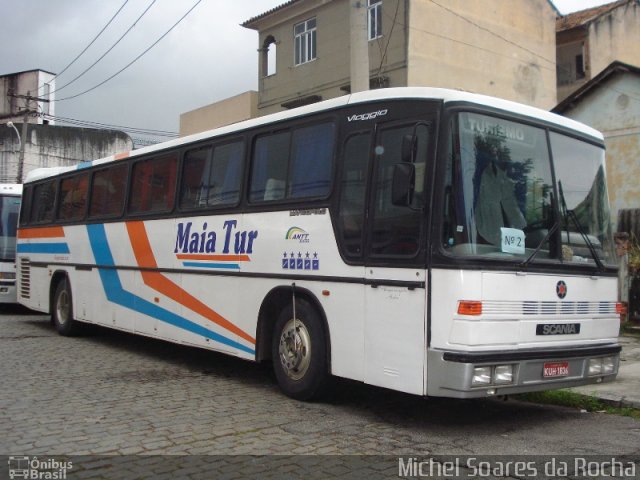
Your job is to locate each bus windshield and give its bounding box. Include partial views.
[443,111,615,268]
[0,195,21,261]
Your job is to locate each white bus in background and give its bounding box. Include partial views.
[0,184,22,304]
[16,88,622,400]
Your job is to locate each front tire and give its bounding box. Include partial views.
[52,278,79,336]
[272,298,328,400]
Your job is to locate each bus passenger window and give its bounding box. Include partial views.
[180,146,211,209]
[180,142,243,209]
[58,174,88,221]
[31,181,57,224]
[89,164,128,218]
[129,155,177,214]
[289,123,334,198]
[209,142,243,205]
[250,132,290,202]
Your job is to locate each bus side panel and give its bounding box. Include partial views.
[241,210,367,383]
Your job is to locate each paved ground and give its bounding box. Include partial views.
[1,307,639,479]
[569,332,640,408]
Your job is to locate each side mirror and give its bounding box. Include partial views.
[392,162,415,206]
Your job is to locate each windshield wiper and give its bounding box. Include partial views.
[519,219,559,268]
[558,181,605,271]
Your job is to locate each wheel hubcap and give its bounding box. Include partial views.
[57,290,69,325]
[278,318,311,380]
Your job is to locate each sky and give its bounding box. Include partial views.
[0,0,615,143]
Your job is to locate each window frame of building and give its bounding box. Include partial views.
[294,18,317,66]
[368,0,382,41]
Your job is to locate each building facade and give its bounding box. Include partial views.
[1,70,134,182]
[556,0,640,102]
[242,0,558,115]
[0,70,56,125]
[553,62,640,230]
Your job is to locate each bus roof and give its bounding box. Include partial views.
[23,87,604,184]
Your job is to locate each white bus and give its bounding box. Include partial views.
[16,88,621,400]
[0,184,22,304]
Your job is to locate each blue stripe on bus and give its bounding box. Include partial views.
[76,161,93,170]
[86,223,255,356]
[17,243,70,254]
[182,262,240,270]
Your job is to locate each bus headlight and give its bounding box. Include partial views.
[494,365,514,384]
[588,358,603,376]
[472,366,492,386]
[602,357,615,375]
[588,357,616,376]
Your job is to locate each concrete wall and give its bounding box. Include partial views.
[588,2,640,79]
[179,91,258,136]
[558,73,640,229]
[407,0,557,109]
[0,125,132,183]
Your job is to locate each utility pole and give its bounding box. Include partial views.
[16,92,30,183]
[7,90,48,183]
[350,0,370,93]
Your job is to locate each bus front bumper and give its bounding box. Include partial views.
[426,343,621,398]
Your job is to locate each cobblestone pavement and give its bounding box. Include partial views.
[1,308,639,478]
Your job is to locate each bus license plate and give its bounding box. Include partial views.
[543,362,569,378]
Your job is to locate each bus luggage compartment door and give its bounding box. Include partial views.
[363,267,427,395]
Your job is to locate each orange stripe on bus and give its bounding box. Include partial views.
[176,254,250,262]
[126,221,256,345]
[114,152,130,160]
[18,226,65,239]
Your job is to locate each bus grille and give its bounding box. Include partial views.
[19,258,31,299]
[481,301,618,316]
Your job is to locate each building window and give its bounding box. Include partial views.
[294,18,316,66]
[575,53,585,79]
[368,0,382,40]
[262,36,277,77]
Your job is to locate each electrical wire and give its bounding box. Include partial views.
[374,0,400,81]
[382,9,557,74]
[53,0,203,103]
[39,0,130,92]
[43,113,178,137]
[427,0,557,68]
[50,0,158,96]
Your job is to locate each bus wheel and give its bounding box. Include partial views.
[272,299,328,401]
[52,278,79,336]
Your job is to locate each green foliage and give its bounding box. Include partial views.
[517,390,640,420]
[629,236,640,275]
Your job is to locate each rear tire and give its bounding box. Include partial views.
[272,298,328,401]
[52,278,79,336]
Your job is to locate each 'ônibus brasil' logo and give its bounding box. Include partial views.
[286,227,310,243]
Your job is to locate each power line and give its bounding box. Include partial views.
[54,0,203,103]
[40,0,130,92]
[50,0,158,96]
[43,113,178,137]
[382,10,557,75]
[427,0,557,68]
